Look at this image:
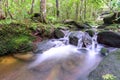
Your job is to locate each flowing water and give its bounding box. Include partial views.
[0,30,112,80]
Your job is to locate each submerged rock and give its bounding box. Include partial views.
[97,31,120,48]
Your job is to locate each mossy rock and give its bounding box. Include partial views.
[0,35,34,55]
[0,25,34,55]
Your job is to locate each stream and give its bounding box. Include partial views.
[0,29,117,80]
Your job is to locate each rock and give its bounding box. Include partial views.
[85,29,95,37]
[81,22,92,29]
[69,31,92,47]
[13,52,35,61]
[35,40,64,54]
[97,31,120,48]
[89,49,120,80]
[69,31,84,46]
[103,12,120,24]
[82,32,92,47]
[53,28,68,38]
[97,24,110,29]
[100,48,108,56]
[63,19,91,29]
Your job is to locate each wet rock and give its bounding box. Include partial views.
[69,31,84,46]
[82,32,92,47]
[69,31,92,47]
[100,48,108,56]
[97,31,120,48]
[13,52,35,61]
[35,40,64,54]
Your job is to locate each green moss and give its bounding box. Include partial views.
[102,74,117,80]
[0,25,34,55]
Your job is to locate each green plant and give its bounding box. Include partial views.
[102,74,117,80]
[47,16,57,23]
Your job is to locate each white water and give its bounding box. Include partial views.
[29,45,81,68]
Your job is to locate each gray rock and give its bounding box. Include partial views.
[69,31,84,46]
[34,39,64,54]
[82,32,92,47]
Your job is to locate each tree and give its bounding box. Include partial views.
[30,0,35,14]
[40,0,47,23]
[56,0,59,18]
[0,0,5,20]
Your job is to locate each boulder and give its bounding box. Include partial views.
[103,12,120,24]
[35,40,64,54]
[85,29,95,37]
[97,31,120,48]
[69,31,92,47]
[69,31,84,46]
[53,27,69,39]
[82,32,92,47]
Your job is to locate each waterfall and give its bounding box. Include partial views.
[58,31,71,45]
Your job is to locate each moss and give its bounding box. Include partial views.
[0,25,34,55]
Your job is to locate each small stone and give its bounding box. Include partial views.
[100,48,108,56]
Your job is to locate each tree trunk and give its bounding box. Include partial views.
[6,0,13,19]
[84,0,87,20]
[0,0,5,20]
[40,0,47,23]
[30,0,35,14]
[75,1,79,21]
[56,0,59,18]
[79,0,84,22]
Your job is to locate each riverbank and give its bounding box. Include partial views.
[89,49,120,80]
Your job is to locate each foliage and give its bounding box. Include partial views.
[0,0,106,22]
[102,74,117,80]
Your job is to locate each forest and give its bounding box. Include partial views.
[0,0,120,80]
